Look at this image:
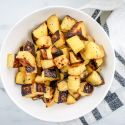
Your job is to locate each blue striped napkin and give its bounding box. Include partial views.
[59,9,125,125]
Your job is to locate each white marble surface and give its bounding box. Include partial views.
[0,0,125,125]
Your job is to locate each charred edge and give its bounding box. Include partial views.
[21,84,32,96]
[32,95,43,100]
[51,46,63,58]
[50,81,57,89]
[64,72,68,79]
[89,60,98,70]
[41,49,48,59]
[83,83,94,94]
[51,30,60,43]
[44,68,58,78]
[13,55,22,68]
[23,41,35,56]
[25,65,35,72]
[20,46,24,51]
[32,33,37,43]
[58,91,68,103]
[36,83,46,93]
[37,67,42,75]
[97,71,105,85]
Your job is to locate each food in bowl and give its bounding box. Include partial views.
[7,15,105,107]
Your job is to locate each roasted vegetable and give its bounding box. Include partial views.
[80,70,89,81]
[52,31,65,48]
[35,83,46,95]
[47,15,60,34]
[68,75,80,92]
[58,91,68,103]
[32,95,43,100]
[86,65,93,74]
[7,14,106,107]
[68,63,86,75]
[7,54,21,68]
[16,51,37,73]
[42,98,55,107]
[43,68,60,81]
[21,83,46,97]
[61,15,76,32]
[35,69,59,82]
[88,59,104,71]
[54,89,68,103]
[45,81,51,86]
[53,89,59,103]
[36,50,42,67]
[86,71,104,86]
[68,91,81,100]
[35,78,50,85]
[35,75,44,83]
[25,66,37,73]
[16,71,36,84]
[7,54,15,68]
[88,58,103,70]
[60,73,64,80]
[78,82,94,96]
[25,73,36,84]
[41,47,53,59]
[22,41,35,56]
[57,80,68,91]
[95,58,104,68]
[51,46,63,58]
[16,71,25,84]
[66,35,85,54]
[40,49,47,59]
[82,41,105,59]
[66,21,87,39]
[88,60,97,70]
[44,86,53,99]
[41,60,55,69]
[69,51,81,64]
[32,22,48,41]
[60,66,69,73]
[84,60,90,65]
[19,67,26,73]
[61,47,69,59]
[36,36,52,49]
[50,81,57,89]
[67,94,76,104]
[60,72,68,80]
[96,66,103,73]
[16,51,36,68]
[80,49,88,60]
[21,84,37,98]
[54,55,69,69]
[46,46,53,59]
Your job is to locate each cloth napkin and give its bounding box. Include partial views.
[59,3,125,125]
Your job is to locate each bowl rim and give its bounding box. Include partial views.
[0,6,115,122]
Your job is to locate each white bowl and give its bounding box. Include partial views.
[0,6,115,122]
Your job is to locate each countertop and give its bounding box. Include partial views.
[0,0,125,125]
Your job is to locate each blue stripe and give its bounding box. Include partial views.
[96,16,101,24]
[92,108,102,120]
[92,9,101,19]
[115,51,125,66]
[105,92,123,111]
[114,71,125,87]
[80,117,88,125]
[103,23,109,35]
